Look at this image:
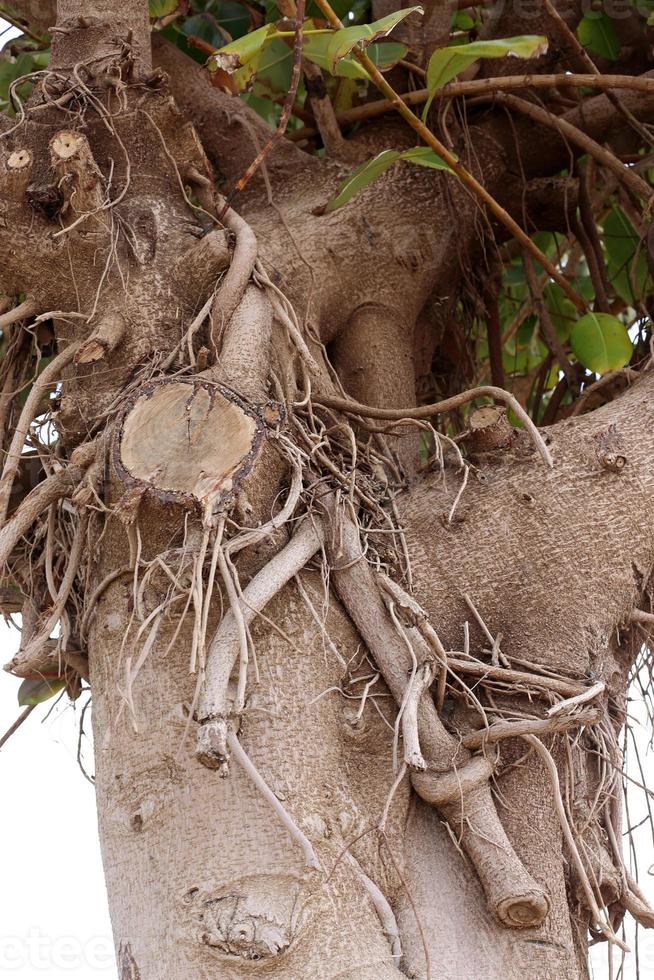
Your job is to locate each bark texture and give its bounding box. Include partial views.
[1,1,653,979]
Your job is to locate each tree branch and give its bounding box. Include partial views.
[151,35,311,189]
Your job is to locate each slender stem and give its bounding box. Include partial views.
[288,73,654,141]
[0,705,36,750]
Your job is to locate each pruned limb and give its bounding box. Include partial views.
[115,378,265,514]
[412,757,550,929]
[467,406,512,454]
[324,498,549,928]
[74,313,125,365]
[50,130,107,223]
[196,517,325,767]
[3,148,33,199]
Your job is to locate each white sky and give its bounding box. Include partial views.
[0,626,116,978]
[0,14,653,980]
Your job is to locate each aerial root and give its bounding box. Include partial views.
[209,194,258,346]
[313,384,554,468]
[623,873,654,929]
[322,495,550,928]
[227,731,321,870]
[0,296,37,330]
[0,341,81,527]
[524,734,629,950]
[400,658,434,771]
[0,439,96,570]
[346,853,402,965]
[195,517,325,768]
[411,754,493,807]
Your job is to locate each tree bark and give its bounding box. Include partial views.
[1,1,653,978]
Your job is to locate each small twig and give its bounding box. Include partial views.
[447,654,587,699]
[484,285,505,391]
[493,93,652,203]
[226,0,306,203]
[462,708,601,750]
[0,704,36,750]
[547,680,606,717]
[463,593,509,667]
[289,72,654,142]
[523,250,576,385]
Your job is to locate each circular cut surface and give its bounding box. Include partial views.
[119,380,261,506]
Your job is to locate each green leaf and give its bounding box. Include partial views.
[18,677,65,707]
[423,34,548,118]
[208,24,276,75]
[543,282,576,341]
[601,206,649,304]
[303,35,406,78]
[398,146,455,170]
[149,0,179,16]
[570,313,633,374]
[577,12,620,61]
[326,146,453,211]
[325,6,422,71]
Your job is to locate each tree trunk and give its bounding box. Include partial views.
[1,1,653,978]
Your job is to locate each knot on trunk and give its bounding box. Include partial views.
[185,875,308,962]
